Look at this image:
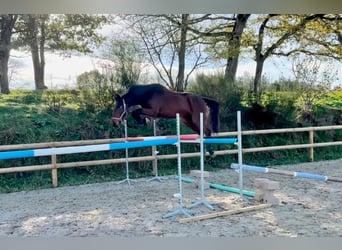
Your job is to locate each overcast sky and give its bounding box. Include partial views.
[6,14,342,90]
[10,50,315,90]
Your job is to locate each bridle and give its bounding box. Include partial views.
[112,98,128,123]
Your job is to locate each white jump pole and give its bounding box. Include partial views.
[234,110,249,203]
[187,112,215,210]
[162,113,197,219]
[147,119,167,182]
[237,110,243,198]
[118,119,137,185]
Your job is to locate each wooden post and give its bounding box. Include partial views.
[51,154,58,188]
[152,119,158,176]
[152,145,157,176]
[309,130,314,162]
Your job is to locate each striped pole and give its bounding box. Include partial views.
[126,134,198,141]
[0,136,237,161]
[126,135,237,144]
[0,138,178,160]
[230,163,342,183]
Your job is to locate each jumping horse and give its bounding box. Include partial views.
[111,83,220,155]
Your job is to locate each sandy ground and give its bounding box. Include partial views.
[0,159,341,237]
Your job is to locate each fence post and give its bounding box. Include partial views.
[152,120,157,176]
[309,129,314,162]
[51,154,58,187]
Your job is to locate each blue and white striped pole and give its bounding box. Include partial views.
[0,138,178,160]
[230,163,342,182]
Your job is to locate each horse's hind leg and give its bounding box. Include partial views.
[182,115,215,156]
[203,118,215,156]
[180,114,200,134]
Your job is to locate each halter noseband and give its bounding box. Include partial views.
[112,98,128,122]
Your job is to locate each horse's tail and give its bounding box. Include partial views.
[202,97,220,133]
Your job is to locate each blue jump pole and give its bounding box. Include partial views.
[0,138,178,160]
[203,138,237,144]
[230,163,342,183]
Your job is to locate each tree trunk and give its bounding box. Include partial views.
[224,14,250,84]
[0,51,10,94]
[253,56,265,101]
[252,15,270,103]
[176,14,188,92]
[31,44,46,90]
[28,15,47,90]
[0,15,17,94]
[39,16,47,89]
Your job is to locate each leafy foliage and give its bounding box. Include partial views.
[0,76,341,192]
[101,38,145,89]
[46,14,108,53]
[76,70,116,113]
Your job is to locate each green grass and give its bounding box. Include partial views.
[0,88,341,193]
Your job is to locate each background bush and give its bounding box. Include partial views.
[0,72,341,192]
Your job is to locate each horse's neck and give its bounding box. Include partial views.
[125,86,153,107]
[123,93,139,107]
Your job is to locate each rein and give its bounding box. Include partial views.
[112,99,128,122]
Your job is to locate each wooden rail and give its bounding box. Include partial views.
[0,125,341,187]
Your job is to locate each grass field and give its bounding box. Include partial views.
[0,88,341,192]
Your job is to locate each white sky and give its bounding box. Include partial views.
[9,49,341,90]
[7,15,341,90]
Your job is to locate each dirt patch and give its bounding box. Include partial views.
[0,159,341,237]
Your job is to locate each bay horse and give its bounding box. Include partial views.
[111,83,220,155]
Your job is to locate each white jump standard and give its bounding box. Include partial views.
[162,114,198,219]
[147,119,168,182]
[186,113,215,210]
[118,120,137,185]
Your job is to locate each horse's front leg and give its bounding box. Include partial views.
[131,108,147,125]
[131,108,156,125]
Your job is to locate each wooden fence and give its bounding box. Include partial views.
[1,125,341,188]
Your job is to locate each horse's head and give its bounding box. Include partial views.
[112,94,128,127]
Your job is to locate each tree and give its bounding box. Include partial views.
[121,14,210,91]
[175,14,189,91]
[76,70,115,112]
[119,14,252,90]
[14,14,108,90]
[25,14,48,90]
[101,37,145,90]
[186,14,250,84]
[291,14,342,60]
[0,14,18,94]
[246,14,339,101]
[292,55,337,122]
[224,14,250,83]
